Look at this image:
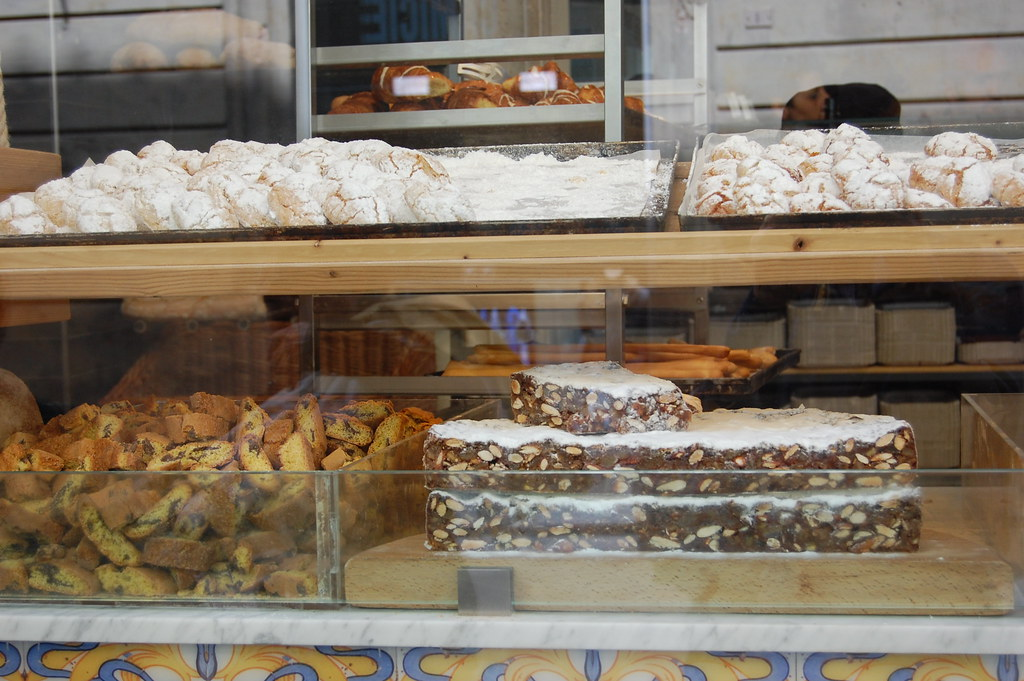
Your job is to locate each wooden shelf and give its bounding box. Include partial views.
[785,364,1024,376]
[1,223,1024,301]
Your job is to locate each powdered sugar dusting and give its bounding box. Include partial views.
[438,150,661,220]
[430,406,909,454]
[518,361,679,397]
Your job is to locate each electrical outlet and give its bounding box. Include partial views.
[743,7,774,29]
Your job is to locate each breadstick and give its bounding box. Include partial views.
[625,359,731,379]
[642,342,731,358]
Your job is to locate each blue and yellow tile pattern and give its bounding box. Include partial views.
[0,643,1019,681]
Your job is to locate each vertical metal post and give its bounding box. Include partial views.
[603,0,624,142]
[692,0,709,130]
[294,0,313,140]
[604,288,625,362]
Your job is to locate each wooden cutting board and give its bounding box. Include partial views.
[344,523,1014,615]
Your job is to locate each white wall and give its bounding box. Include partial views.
[705,0,1024,131]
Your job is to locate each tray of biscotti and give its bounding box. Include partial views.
[0,138,678,245]
[442,341,799,395]
[679,123,1024,230]
[0,371,491,604]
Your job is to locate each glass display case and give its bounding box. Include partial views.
[1,0,1024,671]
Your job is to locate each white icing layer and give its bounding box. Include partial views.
[430,406,910,453]
[515,361,679,397]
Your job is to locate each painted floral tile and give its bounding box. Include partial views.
[1,643,1020,681]
[797,653,1022,681]
[17,643,397,681]
[397,648,796,681]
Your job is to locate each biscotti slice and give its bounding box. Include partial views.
[263,569,318,598]
[95,564,177,596]
[423,407,916,494]
[510,361,696,434]
[141,536,214,571]
[27,559,100,596]
[426,486,922,553]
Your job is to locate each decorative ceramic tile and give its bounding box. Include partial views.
[20,643,398,681]
[397,648,795,681]
[797,653,1022,681]
[2,643,1020,681]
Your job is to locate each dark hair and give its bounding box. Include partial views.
[823,82,901,124]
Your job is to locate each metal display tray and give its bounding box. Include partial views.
[671,347,801,396]
[679,129,1024,231]
[1,141,678,248]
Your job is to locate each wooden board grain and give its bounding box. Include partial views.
[0,147,61,201]
[343,523,1014,615]
[0,299,70,327]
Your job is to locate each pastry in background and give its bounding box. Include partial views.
[0,369,43,445]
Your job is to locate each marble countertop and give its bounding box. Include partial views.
[1,605,1023,654]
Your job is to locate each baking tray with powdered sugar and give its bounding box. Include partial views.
[680,128,1024,231]
[0,140,678,248]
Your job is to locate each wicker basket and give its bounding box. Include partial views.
[790,389,877,415]
[876,302,956,365]
[317,328,436,377]
[787,299,876,367]
[104,320,303,402]
[709,313,786,350]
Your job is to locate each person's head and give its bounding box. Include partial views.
[782,82,900,129]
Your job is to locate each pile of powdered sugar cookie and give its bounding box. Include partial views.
[0,137,663,237]
[0,138,476,236]
[687,123,1024,216]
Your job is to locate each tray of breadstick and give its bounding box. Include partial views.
[443,342,798,395]
[680,123,1024,228]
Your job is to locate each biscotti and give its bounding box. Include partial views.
[424,407,916,494]
[509,361,697,434]
[426,487,921,553]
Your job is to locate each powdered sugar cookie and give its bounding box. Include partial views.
[789,192,851,213]
[188,169,275,228]
[780,129,826,155]
[828,136,885,165]
[841,167,905,210]
[404,180,475,222]
[831,153,889,185]
[800,172,842,197]
[170,149,207,175]
[133,184,181,231]
[736,157,800,192]
[320,179,391,225]
[992,167,1024,206]
[0,194,61,235]
[761,143,808,181]
[910,156,993,207]
[696,172,737,199]
[708,135,764,162]
[798,152,834,177]
[33,178,81,229]
[137,140,179,162]
[268,172,328,226]
[924,131,998,160]
[904,188,953,210]
[699,158,739,179]
[823,123,869,152]
[74,193,138,233]
[694,187,736,216]
[734,182,789,214]
[170,190,240,230]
